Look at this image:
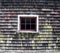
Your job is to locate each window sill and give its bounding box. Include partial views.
[19,30,38,33]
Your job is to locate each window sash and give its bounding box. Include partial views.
[20,17,36,31]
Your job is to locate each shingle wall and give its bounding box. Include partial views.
[0,0,60,50]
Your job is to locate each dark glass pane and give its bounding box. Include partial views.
[26,18,30,23]
[26,24,30,29]
[31,24,36,30]
[21,24,25,30]
[21,18,25,23]
[31,18,36,23]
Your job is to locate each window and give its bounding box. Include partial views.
[18,15,38,32]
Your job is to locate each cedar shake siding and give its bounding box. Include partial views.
[0,0,59,50]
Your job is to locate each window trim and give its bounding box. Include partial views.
[18,15,39,33]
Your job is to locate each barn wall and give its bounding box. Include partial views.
[0,0,60,50]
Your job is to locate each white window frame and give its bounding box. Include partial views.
[18,15,39,33]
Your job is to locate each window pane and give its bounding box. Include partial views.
[31,24,36,30]
[31,18,36,23]
[21,18,25,23]
[26,18,30,23]
[21,24,25,30]
[26,24,30,29]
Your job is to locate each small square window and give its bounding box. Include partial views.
[18,15,38,33]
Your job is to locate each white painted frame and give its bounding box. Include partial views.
[18,15,39,33]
